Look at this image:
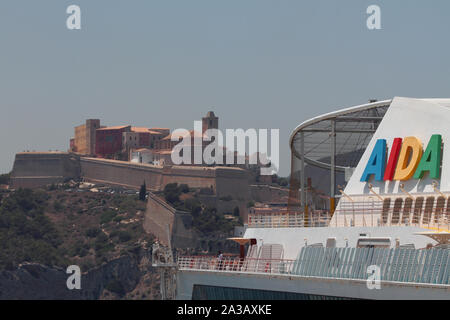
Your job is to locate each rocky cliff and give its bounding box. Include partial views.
[0,252,159,300]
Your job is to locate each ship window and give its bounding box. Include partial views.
[412,197,424,224]
[392,198,403,224]
[435,196,445,223]
[381,198,391,224]
[446,197,450,217]
[444,197,450,225]
[423,197,435,225]
[402,198,413,224]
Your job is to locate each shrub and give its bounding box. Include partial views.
[199,187,214,195]
[0,173,10,185]
[100,209,117,224]
[105,279,125,296]
[163,183,181,205]
[184,198,202,217]
[113,216,125,223]
[53,201,64,212]
[117,231,132,243]
[179,184,190,193]
[85,228,101,238]
[139,182,146,201]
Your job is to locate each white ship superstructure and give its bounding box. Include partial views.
[175,97,450,300]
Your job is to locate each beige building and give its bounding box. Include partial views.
[73,119,100,155]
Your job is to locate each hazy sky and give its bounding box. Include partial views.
[1,1,450,176]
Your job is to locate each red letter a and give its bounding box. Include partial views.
[383,138,402,181]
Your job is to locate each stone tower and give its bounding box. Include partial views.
[86,119,100,155]
[202,111,218,134]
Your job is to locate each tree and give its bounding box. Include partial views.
[139,181,146,201]
[163,183,181,205]
[179,184,189,193]
[0,173,10,185]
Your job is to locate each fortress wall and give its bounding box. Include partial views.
[250,184,289,203]
[144,193,197,249]
[161,166,217,192]
[10,153,250,199]
[80,158,163,190]
[143,193,175,246]
[215,167,250,200]
[10,153,81,188]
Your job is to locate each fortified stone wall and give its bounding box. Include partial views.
[160,165,217,192]
[10,152,81,188]
[215,167,250,200]
[143,192,197,249]
[250,184,289,203]
[80,158,163,190]
[143,193,175,246]
[10,153,249,199]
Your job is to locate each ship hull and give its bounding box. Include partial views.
[177,269,450,300]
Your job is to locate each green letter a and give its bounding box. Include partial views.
[413,134,442,179]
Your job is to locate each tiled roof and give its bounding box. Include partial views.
[97,125,130,131]
[154,150,172,155]
[161,130,207,141]
[131,127,151,133]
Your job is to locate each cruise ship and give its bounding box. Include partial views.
[158,97,450,300]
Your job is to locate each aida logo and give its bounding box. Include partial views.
[360,135,443,182]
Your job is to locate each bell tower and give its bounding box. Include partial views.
[202,111,219,134]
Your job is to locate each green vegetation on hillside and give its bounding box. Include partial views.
[0,187,153,271]
[162,183,241,236]
[0,173,10,185]
[0,188,64,270]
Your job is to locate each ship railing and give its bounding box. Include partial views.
[178,248,450,286]
[177,256,296,275]
[248,200,449,230]
[335,199,450,229]
[247,211,332,228]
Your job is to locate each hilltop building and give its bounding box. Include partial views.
[69,112,268,172]
[72,119,100,155]
[70,120,170,160]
